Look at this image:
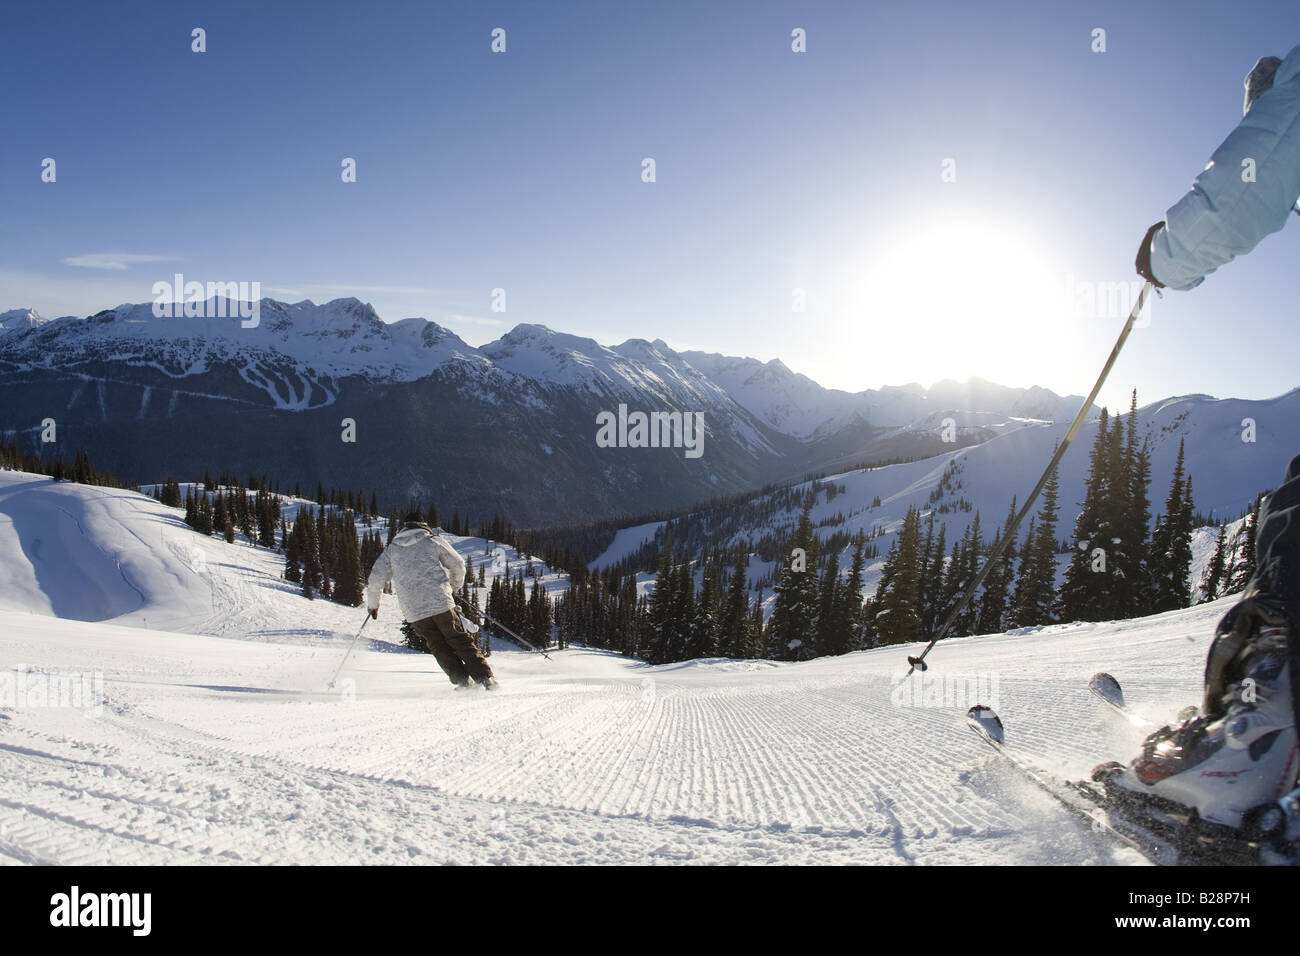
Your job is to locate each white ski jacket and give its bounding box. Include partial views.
[366,524,466,622]
[1150,44,1300,290]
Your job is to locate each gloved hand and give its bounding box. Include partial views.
[368,608,378,620]
[1135,221,1166,288]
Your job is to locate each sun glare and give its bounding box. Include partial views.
[840,219,1068,389]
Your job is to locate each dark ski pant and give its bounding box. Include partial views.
[1207,453,1300,722]
[411,609,494,686]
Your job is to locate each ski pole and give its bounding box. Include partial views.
[456,595,553,661]
[904,280,1155,676]
[327,613,370,690]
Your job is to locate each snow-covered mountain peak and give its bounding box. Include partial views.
[481,324,627,388]
[0,307,47,336]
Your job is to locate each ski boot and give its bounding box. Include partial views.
[1095,625,1298,847]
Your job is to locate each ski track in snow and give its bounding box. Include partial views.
[0,470,1227,864]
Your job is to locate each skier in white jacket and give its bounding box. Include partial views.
[367,514,497,689]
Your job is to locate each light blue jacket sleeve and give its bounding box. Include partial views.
[1150,44,1300,291]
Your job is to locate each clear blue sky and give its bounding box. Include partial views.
[2,0,1297,412]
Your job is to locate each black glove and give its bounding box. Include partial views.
[1135,220,1166,288]
[368,608,378,620]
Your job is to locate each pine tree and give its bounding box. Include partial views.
[1226,494,1263,594]
[976,500,1017,635]
[813,550,844,658]
[841,536,868,652]
[332,525,364,607]
[1011,454,1062,627]
[300,510,322,600]
[768,493,821,660]
[1057,410,1117,622]
[950,512,983,636]
[918,517,946,640]
[527,579,552,649]
[874,506,923,646]
[687,562,720,659]
[1150,439,1195,612]
[213,492,228,535]
[1116,391,1153,613]
[644,545,678,665]
[718,546,752,658]
[196,492,214,536]
[284,516,302,583]
[672,561,694,663]
[1198,523,1229,604]
[747,591,766,659]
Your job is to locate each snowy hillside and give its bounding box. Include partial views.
[0,470,567,639]
[606,390,1300,606]
[0,467,1230,864]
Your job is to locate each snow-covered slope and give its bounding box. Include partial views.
[0,469,569,639]
[0,467,1229,865]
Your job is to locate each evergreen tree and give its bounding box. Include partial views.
[672,560,695,663]
[747,592,766,659]
[284,516,302,583]
[949,512,983,636]
[644,545,678,665]
[976,500,1017,635]
[300,510,323,599]
[213,492,228,535]
[718,546,752,658]
[1057,410,1117,622]
[160,478,183,508]
[873,506,923,645]
[841,536,868,652]
[813,550,844,658]
[918,517,946,639]
[1226,494,1263,594]
[527,579,552,648]
[1198,523,1230,604]
[768,493,821,660]
[1118,391,1153,611]
[687,561,720,659]
[1011,454,1062,627]
[195,492,214,536]
[1150,439,1196,612]
[332,524,364,607]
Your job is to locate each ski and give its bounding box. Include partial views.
[966,705,1179,865]
[1087,672,1132,718]
[1088,671,1199,727]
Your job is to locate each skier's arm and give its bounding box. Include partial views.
[366,548,391,613]
[1146,45,1300,291]
[436,538,466,592]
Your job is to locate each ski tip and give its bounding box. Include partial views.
[1089,672,1125,709]
[966,704,1005,745]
